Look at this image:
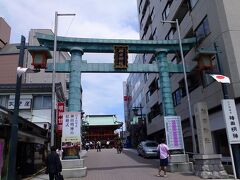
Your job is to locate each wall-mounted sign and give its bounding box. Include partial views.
[56,102,65,133]
[8,98,31,109]
[114,45,128,69]
[222,99,240,144]
[164,116,184,150]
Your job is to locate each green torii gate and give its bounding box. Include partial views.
[35,32,196,117]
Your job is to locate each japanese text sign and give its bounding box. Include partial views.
[56,102,65,133]
[222,99,240,144]
[164,116,184,150]
[62,112,81,142]
[8,98,31,109]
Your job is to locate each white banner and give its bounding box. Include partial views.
[222,99,240,144]
[164,116,184,150]
[62,112,81,142]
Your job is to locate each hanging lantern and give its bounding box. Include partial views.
[193,50,215,71]
[28,46,52,70]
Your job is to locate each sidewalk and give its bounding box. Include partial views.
[31,149,234,180]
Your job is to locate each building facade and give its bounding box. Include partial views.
[125,0,240,161]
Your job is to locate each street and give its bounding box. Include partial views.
[31,148,235,180]
[80,148,201,180]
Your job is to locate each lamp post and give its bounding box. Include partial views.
[132,105,146,142]
[161,19,197,154]
[51,11,76,147]
[7,36,26,180]
[7,36,37,180]
[114,121,123,140]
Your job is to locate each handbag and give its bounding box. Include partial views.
[56,173,64,180]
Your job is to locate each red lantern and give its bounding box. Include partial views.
[28,47,52,70]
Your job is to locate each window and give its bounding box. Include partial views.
[33,95,51,109]
[146,91,150,103]
[162,1,172,21]
[172,88,182,106]
[195,17,211,44]
[144,73,149,83]
[0,95,8,107]
[147,103,162,123]
[165,28,176,40]
[171,55,181,64]
[190,0,199,9]
[148,78,158,95]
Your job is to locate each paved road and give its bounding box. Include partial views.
[80,148,201,180]
[31,148,233,180]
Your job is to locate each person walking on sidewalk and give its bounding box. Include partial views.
[96,141,101,152]
[157,139,170,177]
[46,146,62,180]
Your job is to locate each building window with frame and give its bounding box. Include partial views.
[172,88,182,106]
[165,28,176,40]
[195,16,211,44]
[0,95,9,107]
[162,1,172,21]
[33,95,52,109]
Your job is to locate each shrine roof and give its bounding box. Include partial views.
[85,115,122,126]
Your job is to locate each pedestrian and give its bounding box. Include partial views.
[46,146,62,180]
[96,141,101,152]
[56,148,63,160]
[157,139,170,177]
[116,140,123,154]
[106,140,110,149]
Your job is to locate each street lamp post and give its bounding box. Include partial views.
[114,121,123,139]
[161,19,197,154]
[7,36,26,180]
[51,11,75,147]
[132,106,146,141]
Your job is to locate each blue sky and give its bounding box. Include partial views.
[1,0,139,124]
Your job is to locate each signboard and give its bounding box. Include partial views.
[56,102,65,133]
[222,99,240,144]
[62,112,81,148]
[114,45,128,69]
[8,98,31,109]
[164,116,184,150]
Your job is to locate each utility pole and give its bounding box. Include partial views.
[51,12,75,147]
[7,36,25,180]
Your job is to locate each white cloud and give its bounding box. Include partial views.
[1,0,139,123]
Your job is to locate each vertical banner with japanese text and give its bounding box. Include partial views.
[56,102,65,133]
[222,99,240,144]
[62,112,81,148]
[164,116,184,150]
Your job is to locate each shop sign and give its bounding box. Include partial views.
[222,99,240,144]
[164,116,184,150]
[8,98,31,109]
[56,102,65,133]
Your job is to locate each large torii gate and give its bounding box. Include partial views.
[34,33,196,177]
[36,32,196,116]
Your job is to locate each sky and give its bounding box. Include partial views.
[1,0,140,125]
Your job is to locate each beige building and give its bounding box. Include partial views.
[125,0,240,161]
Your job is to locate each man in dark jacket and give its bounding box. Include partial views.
[46,146,62,180]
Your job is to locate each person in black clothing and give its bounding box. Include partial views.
[46,146,62,180]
